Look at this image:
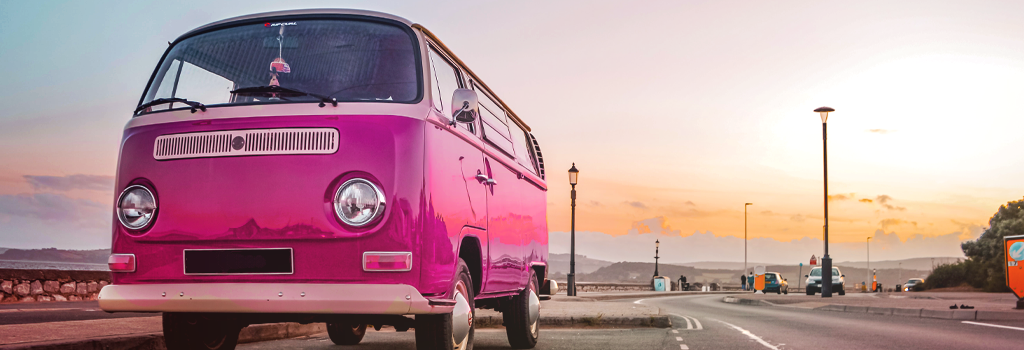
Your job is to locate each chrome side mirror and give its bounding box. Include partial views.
[451,88,478,124]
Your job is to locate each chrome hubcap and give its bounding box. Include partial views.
[528,288,540,337]
[451,282,472,350]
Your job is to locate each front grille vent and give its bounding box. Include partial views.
[154,128,338,160]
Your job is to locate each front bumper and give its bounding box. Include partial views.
[806,282,843,289]
[98,283,453,315]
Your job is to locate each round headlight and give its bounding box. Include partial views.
[117,185,157,230]
[333,178,385,227]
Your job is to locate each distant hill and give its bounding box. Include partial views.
[549,260,939,287]
[674,261,773,270]
[834,257,960,271]
[0,248,110,264]
[547,253,615,274]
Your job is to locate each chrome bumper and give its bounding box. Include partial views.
[98,283,453,315]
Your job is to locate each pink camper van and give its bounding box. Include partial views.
[98,9,550,350]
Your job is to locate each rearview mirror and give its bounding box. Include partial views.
[451,89,478,124]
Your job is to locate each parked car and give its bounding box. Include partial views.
[805,267,845,295]
[764,272,788,294]
[904,278,925,291]
[98,9,550,350]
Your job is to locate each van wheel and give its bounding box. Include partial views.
[416,259,474,350]
[505,270,540,349]
[163,313,240,350]
[806,288,814,296]
[327,322,367,345]
[838,288,845,296]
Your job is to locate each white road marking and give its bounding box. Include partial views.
[711,318,781,350]
[672,329,679,333]
[680,345,689,349]
[963,321,1024,332]
[682,315,693,329]
[687,315,703,330]
[634,299,645,304]
[676,336,683,341]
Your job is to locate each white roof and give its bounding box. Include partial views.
[177,9,413,41]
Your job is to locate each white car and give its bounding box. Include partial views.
[805,267,845,295]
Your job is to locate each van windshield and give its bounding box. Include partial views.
[138,19,419,114]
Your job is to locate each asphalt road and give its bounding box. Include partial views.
[0,301,153,325]
[241,294,1024,350]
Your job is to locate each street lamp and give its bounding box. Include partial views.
[744,203,753,274]
[567,163,579,297]
[866,236,871,292]
[815,106,835,298]
[654,239,660,277]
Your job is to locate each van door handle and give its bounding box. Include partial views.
[485,178,497,185]
[475,174,489,182]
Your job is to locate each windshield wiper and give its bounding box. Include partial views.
[231,86,338,107]
[135,97,206,114]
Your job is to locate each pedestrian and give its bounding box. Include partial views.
[740,274,747,291]
[748,272,755,291]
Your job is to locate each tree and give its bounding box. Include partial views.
[959,199,1024,292]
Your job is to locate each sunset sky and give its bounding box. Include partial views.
[2,1,1022,264]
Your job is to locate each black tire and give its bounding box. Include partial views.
[416,259,474,350]
[806,288,814,296]
[163,313,241,350]
[505,269,540,349]
[838,287,845,296]
[327,322,367,345]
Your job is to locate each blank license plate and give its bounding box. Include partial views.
[184,248,293,275]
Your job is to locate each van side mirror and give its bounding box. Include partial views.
[451,89,478,125]
[804,275,808,277]
[841,275,845,277]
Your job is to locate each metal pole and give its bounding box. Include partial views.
[821,121,833,298]
[744,204,748,277]
[899,262,902,291]
[568,184,577,296]
[654,244,659,277]
[867,237,871,292]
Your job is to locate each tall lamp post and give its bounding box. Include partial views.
[745,203,753,274]
[654,239,660,277]
[567,164,579,297]
[816,106,835,298]
[866,236,871,291]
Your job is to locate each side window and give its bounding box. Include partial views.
[511,122,538,174]
[428,47,474,133]
[474,83,515,156]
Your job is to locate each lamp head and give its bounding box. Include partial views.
[655,239,660,248]
[814,106,835,123]
[745,202,753,206]
[568,163,579,185]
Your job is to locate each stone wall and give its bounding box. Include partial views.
[0,269,111,303]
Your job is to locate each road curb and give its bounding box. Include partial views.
[721,296,1024,321]
[571,291,736,301]
[474,315,672,328]
[0,322,327,350]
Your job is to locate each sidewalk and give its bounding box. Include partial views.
[0,318,326,350]
[722,291,1024,321]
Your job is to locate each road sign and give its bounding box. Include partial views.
[1004,235,1024,299]
[810,255,817,266]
